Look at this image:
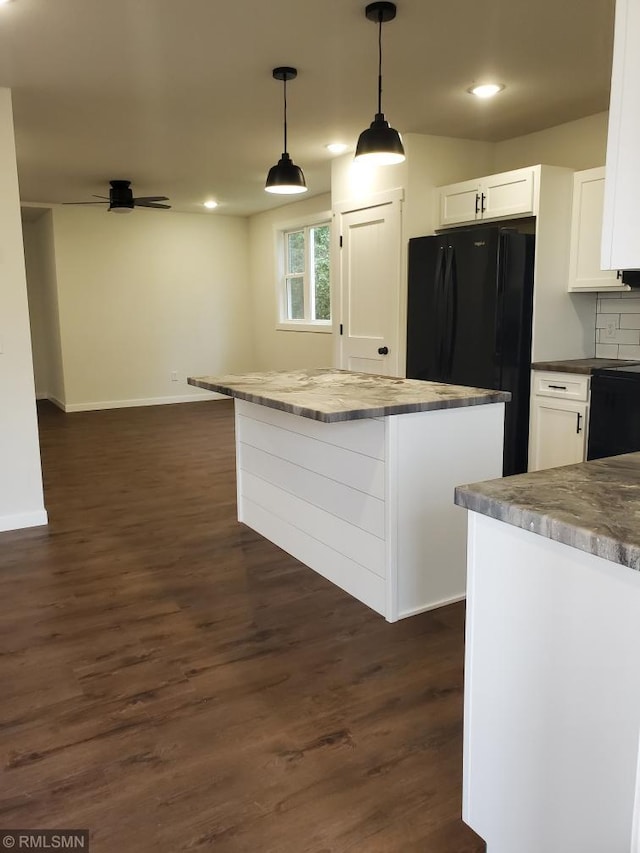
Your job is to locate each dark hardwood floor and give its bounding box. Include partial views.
[0,400,484,852]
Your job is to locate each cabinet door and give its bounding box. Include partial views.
[438,179,481,227]
[568,168,623,292]
[529,398,588,472]
[481,168,535,220]
[602,0,640,270]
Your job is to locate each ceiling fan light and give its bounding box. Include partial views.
[355,113,405,165]
[110,206,134,214]
[265,153,308,194]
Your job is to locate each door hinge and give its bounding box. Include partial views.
[339,323,343,335]
[339,235,343,248]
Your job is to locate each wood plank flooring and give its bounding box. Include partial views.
[0,400,485,852]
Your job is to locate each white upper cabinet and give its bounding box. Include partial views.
[438,167,536,228]
[602,0,640,270]
[568,167,627,292]
[438,178,482,227]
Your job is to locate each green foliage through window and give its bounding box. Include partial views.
[283,222,331,323]
[312,225,330,321]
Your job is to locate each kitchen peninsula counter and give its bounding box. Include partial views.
[188,369,508,622]
[454,454,640,852]
[455,452,640,571]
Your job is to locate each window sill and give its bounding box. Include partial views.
[276,322,332,334]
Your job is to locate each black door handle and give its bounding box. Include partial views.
[378,346,389,355]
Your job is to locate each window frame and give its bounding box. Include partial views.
[275,211,332,333]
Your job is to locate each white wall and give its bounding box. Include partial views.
[248,192,333,370]
[0,88,47,531]
[332,155,408,208]
[403,133,494,239]
[48,205,254,410]
[23,209,65,403]
[492,112,608,173]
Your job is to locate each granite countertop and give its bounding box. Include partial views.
[188,369,510,423]
[455,453,640,571]
[531,358,640,375]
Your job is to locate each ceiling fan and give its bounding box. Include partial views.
[65,180,171,213]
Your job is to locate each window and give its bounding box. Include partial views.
[279,221,331,330]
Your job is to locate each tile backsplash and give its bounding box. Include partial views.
[595,292,640,360]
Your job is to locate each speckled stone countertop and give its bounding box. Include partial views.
[531,358,640,374]
[188,369,510,423]
[455,453,640,571]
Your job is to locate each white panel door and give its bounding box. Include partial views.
[338,199,402,376]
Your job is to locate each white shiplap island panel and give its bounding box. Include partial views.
[189,369,508,622]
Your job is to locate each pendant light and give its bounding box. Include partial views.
[355,2,405,166]
[265,67,308,195]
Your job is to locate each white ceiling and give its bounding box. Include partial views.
[0,0,614,217]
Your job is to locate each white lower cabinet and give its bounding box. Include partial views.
[528,371,589,471]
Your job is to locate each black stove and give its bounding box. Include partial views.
[588,363,640,460]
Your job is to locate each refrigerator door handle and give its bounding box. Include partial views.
[433,246,446,374]
[494,236,506,365]
[443,245,457,380]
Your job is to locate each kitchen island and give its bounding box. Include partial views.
[454,454,640,853]
[188,369,509,622]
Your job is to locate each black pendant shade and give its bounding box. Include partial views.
[265,67,307,195]
[265,153,307,195]
[355,112,405,164]
[355,2,405,166]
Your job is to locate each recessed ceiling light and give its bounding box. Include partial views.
[326,143,349,155]
[203,200,218,209]
[468,83,505,99]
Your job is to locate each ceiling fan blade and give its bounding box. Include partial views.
[134,201,171,209]
[63,201,109,205]
[133,196,169,203]
[92,195,110,200]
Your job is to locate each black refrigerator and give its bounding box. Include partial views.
[406,226,535,476]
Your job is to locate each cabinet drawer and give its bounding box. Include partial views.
[532,371,590,402]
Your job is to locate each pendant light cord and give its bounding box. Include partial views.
[283,76,288,154]
[377,11,383,115]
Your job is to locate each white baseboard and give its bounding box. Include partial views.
[47,395,66,412]
[57,391,226,413]
[397,593,466,621]
[0,509,48,533]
